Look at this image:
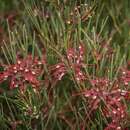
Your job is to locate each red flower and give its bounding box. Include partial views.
[49,63,67,81]
[104,122,121,130]
[50,44,86,82]
[120,68,130,86]
[79,82,129,130]
[0,54,45,90]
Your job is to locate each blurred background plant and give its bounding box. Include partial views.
[0,0,130,130]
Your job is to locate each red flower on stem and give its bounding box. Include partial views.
[49,44,86,83]
[120,68,130,86]
[0,54,45,91]
[77,77,129,130]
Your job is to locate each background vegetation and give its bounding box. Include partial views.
[0,0,130,130]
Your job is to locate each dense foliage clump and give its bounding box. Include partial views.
[0,0,130,130]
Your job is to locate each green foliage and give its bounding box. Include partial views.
[0,0,130,130]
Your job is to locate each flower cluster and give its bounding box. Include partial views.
[0,44,130,129]
[0,55,45,90]
[49,62,67,81]
[91,77,110,88]
[80,78,129,130]
[120,68,130,86]
[0,44,86,90]
[49,44,86,83]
